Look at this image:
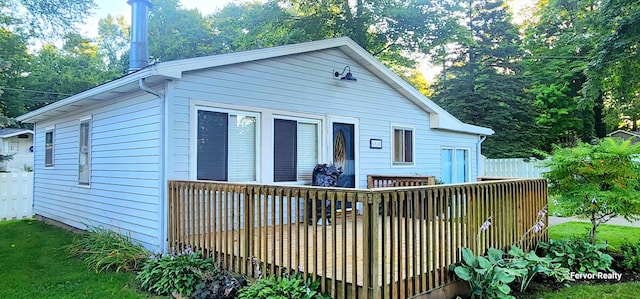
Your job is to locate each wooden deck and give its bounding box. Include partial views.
[197,216,461,286]
[168,178,549,298]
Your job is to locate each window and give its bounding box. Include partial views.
[441,148,469,184]
[78,118,91,185]
[392,126,414,165]
[197,109,258,182]
[45,128,54,167]
[274,118,319,182]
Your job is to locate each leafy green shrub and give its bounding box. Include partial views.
[137,248,213,297]
[619,241,640,273]
[450,247,518,299]
[538,239,613,274]
[451,246,572,298]
[191,269,247,299]
[237,274,329,299]
[541,138,640,244]
[67,226,149,273]
[507,246,571,293]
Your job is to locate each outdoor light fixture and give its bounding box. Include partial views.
[334,66,357,81]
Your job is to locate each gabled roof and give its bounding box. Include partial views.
[0,128,33,138]
[17,37,492,135]
[608,130,640,138]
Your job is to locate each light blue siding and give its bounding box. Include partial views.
[167,48,481,186]
[32,92,163,250]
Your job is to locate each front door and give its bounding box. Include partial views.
[333,123,355,188]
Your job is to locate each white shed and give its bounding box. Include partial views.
[17,37,493,250]
[0,128,34,172]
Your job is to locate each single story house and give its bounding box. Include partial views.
[17,37,493,251]
[608,130,640,144]
[0,128,34,171]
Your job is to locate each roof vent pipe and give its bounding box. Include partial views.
[128,0,152,73]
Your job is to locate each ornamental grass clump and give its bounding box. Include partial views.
[67,225,149,273]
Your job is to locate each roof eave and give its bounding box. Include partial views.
[16,66,175,123]
[0,130,34,138]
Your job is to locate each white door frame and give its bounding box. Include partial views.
[326,115,360,189]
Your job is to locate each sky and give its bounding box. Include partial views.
[84,0,534,37]
[81,0,250,37]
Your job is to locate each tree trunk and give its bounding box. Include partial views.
[590,218,598,245]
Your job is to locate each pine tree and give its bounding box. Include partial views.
[432,0,539,158]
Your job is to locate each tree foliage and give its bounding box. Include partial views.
[431,0,539,158]
[522,0,604,151]
[541,138,640,244]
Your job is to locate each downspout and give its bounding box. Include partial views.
[138,78,168,253]
[477,135,487,180]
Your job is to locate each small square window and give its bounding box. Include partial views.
[392,127,414,165]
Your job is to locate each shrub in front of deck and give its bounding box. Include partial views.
[619,241,640,273]
[237,274,329,299]
[191,268,247,299]
[537,239,613,274]
[540,137,640,244]
[450,246,571,299]
[67,226,149,273]
[137,248,213,297]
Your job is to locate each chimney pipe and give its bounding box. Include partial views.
[128,0,152,73]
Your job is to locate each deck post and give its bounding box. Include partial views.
[370,192,380,298]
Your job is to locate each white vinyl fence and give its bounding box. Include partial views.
[483,157,549,178]
[0,172,33,220]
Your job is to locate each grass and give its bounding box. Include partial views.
[549,221,640,251]
[524,282,640,299]
[0,219,161,299]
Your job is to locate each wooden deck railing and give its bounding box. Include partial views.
[168,178,548,299]
[368,175,436,188]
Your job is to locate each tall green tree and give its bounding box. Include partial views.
[279,0,467,71]
[522,0,604,151]
[585,0,640,131]
[207,1,310,53]
[8,34,119,116]
[146,0,216,62]
[0,0,95,39]
[432,0,539,158]
[0,27,28,125]
[0,0,97,124]
[97,14,130,73]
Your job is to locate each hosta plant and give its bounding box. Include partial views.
[137,248,214,297]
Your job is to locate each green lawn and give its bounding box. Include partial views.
[524,282,640,299]
[0,220,160,299]
[549,221,640,251]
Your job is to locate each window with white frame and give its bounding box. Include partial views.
[273,117,320,183]
[196,108,258,182]
[45,128,54,167]
[392,126,414,165]
[441,148,469,184]
[78,118,92,185]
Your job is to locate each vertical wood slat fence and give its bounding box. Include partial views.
[0,172,33,221]
[168,178,548,299]
[367,175,436,189]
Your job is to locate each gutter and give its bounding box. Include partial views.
[137,78,168,253]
